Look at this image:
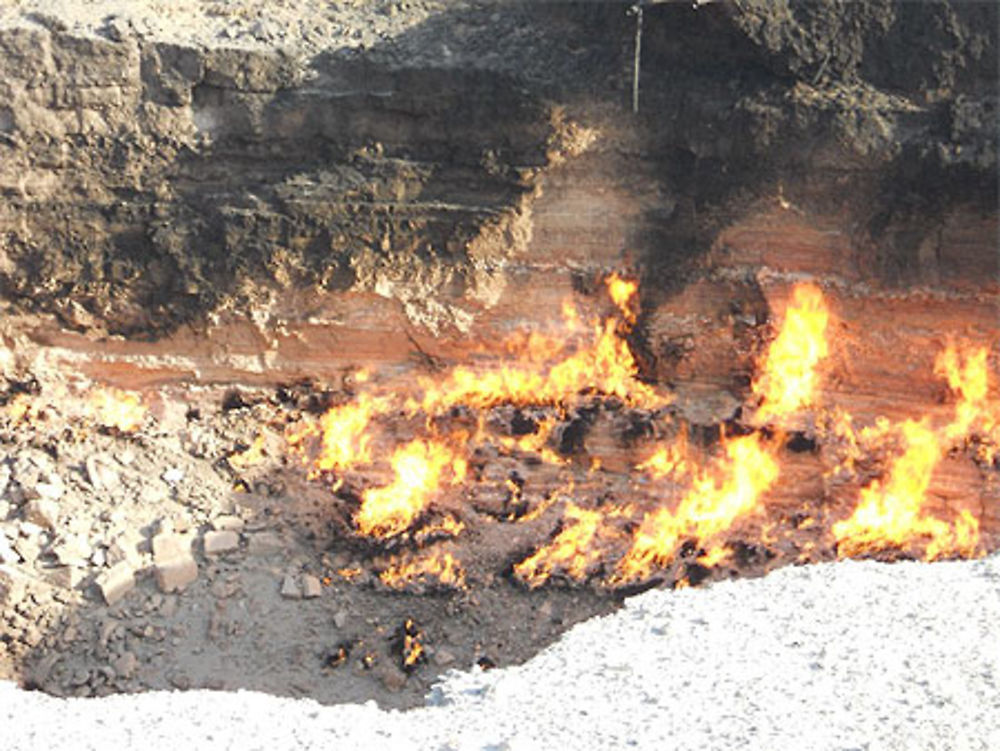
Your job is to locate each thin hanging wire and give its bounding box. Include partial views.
[632,1,643,114]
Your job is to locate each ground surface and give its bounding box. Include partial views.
[2,554,999,750]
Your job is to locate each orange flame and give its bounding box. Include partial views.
[412,309,666,414]
[833,340,993,559]
[379,550,466,590]
[288,393,388,475]
[605,272,639,325]
[636,430,690,479]
[832,419,979,559]
[227,433,268,470]
[513,502,632,587]
[753,283,829,422]
[355,436,467,537]
[614,433,780,583]
[935,341,996,443]
[89,387,146,432]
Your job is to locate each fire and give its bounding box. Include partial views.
[513,502,632,587]
[355,436,467,537]
[379,550,466,590]
[753,283,829,422]
[605,272,638,325]
[833,339,994,560]
[614,433,780,583]
[88,387,146,432]
[412,310,665,414]
[832,419,978,559]
[228,433,268,470]
[935,341,996,442]
[636,429,690,479]
[288,393,388,475]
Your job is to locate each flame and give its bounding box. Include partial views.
[379,550,466,590]
[89,387,146,432]
[228,433,268,470]
[288,393,388,475]
[833,340,994,559]
[696,544,730,568]
[355,436,467,537]
[413,312,665,414]
[513,502,631,587]
[753,283,829,422]
[832,419,978,559]
[605,272,639,325]
[935,342,996,442]
[414,515,466,544]
[614,433,780,583]
[636,430,690,479]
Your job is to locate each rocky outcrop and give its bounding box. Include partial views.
[0,0,993,382]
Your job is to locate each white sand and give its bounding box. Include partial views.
[2,555,998,751]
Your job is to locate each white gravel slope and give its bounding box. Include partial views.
[2,556,999,751]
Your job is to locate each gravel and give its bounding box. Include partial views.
[2,554,998,750]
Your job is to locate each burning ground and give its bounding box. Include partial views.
[1,271,997,708]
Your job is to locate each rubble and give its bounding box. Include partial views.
[203,530,240,556]
[22,499,59,530]
[84,456,119,490]
[302,575,322,599]
[97,561,136,605]
[247,532,284,556]
[280,575,301,600]
[151,534,198,593]
[212,516,245,532]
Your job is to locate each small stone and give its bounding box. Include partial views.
[0,567,27,607]
[0,532,20,564]
[247,531,283,556]
[433,648,456,667]
[152,533,198,593]
[212,515,244,532]
[333,610,349,629]
[0,501,12,520]
[51,535,90,567]
[46,566,84,590]
[34,482,63,501]
[280,575,301,599]
[97,561,136,605]
[85,456,119,490]
[161,468,185,485]
[110,651,137,679]
[376,663,408,693]
[107,531,143,568]
[203,530,239,556]
[168,672,191,690]
[302,575,322,599]
[23,499,59,529]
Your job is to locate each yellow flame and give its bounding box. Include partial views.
[379,550,466,590]
[89,387,146,432]
[614,433,780,583]
[753,283,829,422]
[935,341,996,442]
[355,436,467,537]
[513,502,631,587]
[636,430,690,479]
[605,272,639,325]
[227,433,267,470]
[832,419,978,559]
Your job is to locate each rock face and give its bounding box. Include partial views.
[0,1,993,357]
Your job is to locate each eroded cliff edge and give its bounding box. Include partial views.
[0,0,994,382]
